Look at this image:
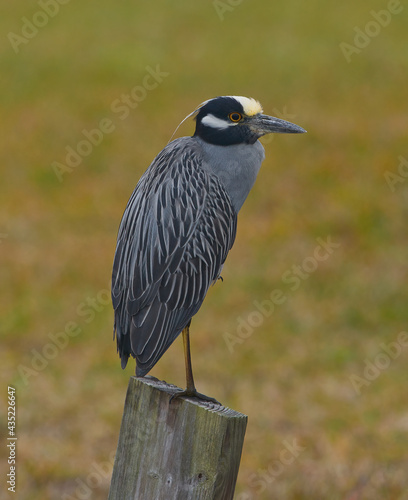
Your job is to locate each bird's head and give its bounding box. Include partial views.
[192,96,306,146]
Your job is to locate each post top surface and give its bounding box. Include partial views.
[131,376,248,419]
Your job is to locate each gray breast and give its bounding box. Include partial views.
[195,137,265,213]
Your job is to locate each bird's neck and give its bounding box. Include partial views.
[196,138,265,213]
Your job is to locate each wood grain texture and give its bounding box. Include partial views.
[108,376,247,500]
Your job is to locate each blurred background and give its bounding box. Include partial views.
[1,1,408,499]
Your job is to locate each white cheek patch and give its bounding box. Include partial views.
[201,114,232,130]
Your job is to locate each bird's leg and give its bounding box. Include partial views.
[170,325,220,405]
[183,324,196,394]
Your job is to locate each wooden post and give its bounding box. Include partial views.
[108,376,247,500]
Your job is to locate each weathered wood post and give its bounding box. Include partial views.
[108,376,247,500]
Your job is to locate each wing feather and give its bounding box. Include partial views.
[112,138,237,375]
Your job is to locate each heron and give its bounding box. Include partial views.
[111,95,306,402]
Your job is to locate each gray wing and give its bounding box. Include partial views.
[111,138,237,376]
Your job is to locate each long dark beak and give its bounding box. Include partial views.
[249,114,307,136]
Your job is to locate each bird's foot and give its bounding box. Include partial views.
[170,388,221,405]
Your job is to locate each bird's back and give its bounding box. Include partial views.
[111,137,237,375]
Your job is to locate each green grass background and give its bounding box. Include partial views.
[1,1,408,499]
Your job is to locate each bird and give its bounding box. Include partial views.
[111,95,306,402]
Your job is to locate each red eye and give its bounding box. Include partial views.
[229,112,242,122]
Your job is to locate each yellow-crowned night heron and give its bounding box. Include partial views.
[112,96,306,402]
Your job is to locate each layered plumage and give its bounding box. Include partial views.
[111,96,306,378]
[112,138,237,375]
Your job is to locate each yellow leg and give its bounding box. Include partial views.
[183,325,196,393]
[170,324,220,405]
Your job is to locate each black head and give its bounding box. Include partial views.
[193,96,306,146]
